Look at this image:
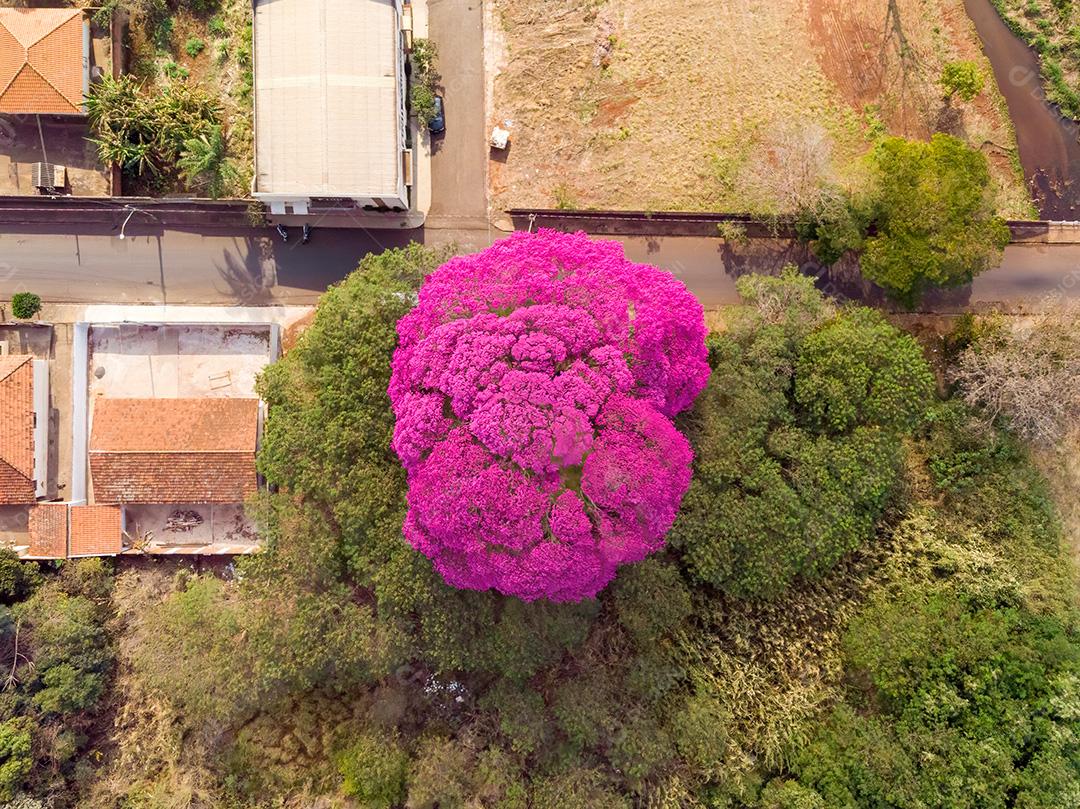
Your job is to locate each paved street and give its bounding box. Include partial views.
[1,224,1079,312]
[426,0,489,227]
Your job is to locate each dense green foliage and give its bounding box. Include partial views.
[795,135,1008,305]
[409,39,440,125]
[9,294,41,320]
[940,60,985,102]
[85,74,225,189]
[672,271,933,597]
[861,134,1010,307]
[46,246,1080,808]
[0,560,115,803]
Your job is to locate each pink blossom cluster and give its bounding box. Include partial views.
[389,230,709,601]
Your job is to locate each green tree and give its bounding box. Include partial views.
[671,271,933,597]
[940,60,985,102]
[337,732,409,809]
[860,134,1009,307]
[0,717,33,802]
[788,590,1080,808]
[0,552,41,606]
[9,293,41,320]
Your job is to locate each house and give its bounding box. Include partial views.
[252,0,410,215]
[0,355,49,504]
[89,397,259,505]
[0,8,89,116]
[87,397,261,554]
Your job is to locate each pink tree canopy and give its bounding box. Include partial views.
[389,230,709,601]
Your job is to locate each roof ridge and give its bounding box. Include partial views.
[0,43,28,101]
[0,355,30,384]
[23,60,77,111]
[0,8,79,49]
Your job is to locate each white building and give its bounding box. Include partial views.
[252,0,411,215]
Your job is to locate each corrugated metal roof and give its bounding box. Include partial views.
[253,0,405,200]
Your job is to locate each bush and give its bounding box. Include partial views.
[940,60,985,101]
[788,589,1080,807]
[0,717,33,802]
[409,38,440,125]
[184,37,206,57]
[337,732,408,809]
[0,552,41,606]
[10,293,40,320]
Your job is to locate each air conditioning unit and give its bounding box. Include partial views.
[31,162,66,190]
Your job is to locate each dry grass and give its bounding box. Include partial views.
[489,0,1032,217]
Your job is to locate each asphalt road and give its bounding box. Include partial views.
[0,225,1077,312]
[426,0,489,227]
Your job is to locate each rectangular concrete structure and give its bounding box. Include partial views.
[253,0,409,213]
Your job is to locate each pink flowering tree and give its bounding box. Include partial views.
[389,231,709,602]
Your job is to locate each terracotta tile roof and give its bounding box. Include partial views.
[0,9,84,115]
[0,357,35,505]
[27,503,66,559]
[90,398,260,504]
[69,505,122,556]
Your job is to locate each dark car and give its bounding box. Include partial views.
[429,95,446,134]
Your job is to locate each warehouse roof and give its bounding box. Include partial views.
[253,0,405,200]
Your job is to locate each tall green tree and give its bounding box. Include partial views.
[671,270,933,597]
[860,134,1009,307]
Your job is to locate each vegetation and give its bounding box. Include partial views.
[953,309,1080,444]
[9,294,41,320]
[989,0,1080,119]
[672,270,933,597]
[0,558,115,803]
[93,0,253,197]
[408,38,440,125]
[86,74,225,191]
[19,242,1079,806]
[797,134,1010,306]
[940,59,986,102]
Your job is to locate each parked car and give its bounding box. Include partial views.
[429,95,446,134]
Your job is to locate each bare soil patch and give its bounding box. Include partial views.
[489,0,1032,217]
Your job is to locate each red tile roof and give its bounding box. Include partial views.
[69,505,122,556]
[0,357,35,505]
[0,9,85,115]
[27,503,66,559]
[90,398,260,504]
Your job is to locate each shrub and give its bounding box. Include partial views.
[788,589,1080,807]
[337,732,408,809]
[184,37,206,57]
[10,293,40,320]
[952,309,1080,443]
[0,552,41,605]
[86,74,220,177]
[0,717,32,802]
[409,38,440,125]
[940,60,985,101]
[208,15,228,37]
[389,231,709,601]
